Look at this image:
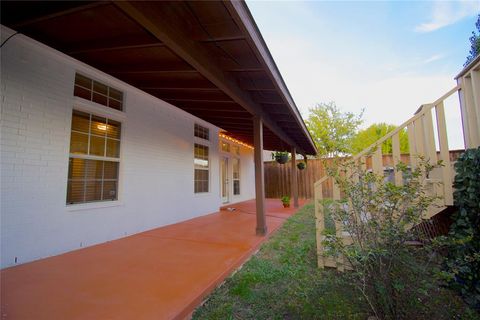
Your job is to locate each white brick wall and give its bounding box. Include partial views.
[0,26,256,268]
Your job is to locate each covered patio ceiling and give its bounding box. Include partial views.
[1,1,317,155]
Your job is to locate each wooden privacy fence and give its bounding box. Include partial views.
[264,158,332,199]
[264,151,462,199]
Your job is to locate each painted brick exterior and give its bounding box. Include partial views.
[0,27,255,268]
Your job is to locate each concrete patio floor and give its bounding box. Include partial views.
[1,199,307,320]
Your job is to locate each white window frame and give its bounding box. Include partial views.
[194,142,211,194]
[74,73,125,112]
[193,123,211,195]
[232,157,241,196]
[194,123,210,141]
[67,73,126,209]
[67,110,123,206]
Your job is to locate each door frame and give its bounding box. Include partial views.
[220,156,229,203]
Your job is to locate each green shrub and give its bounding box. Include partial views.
[322,158,442,319]
[281,196,291,206]
[443,147,480,309]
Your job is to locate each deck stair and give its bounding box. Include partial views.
[314,57,480,270]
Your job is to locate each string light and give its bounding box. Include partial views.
[219,133,254,149]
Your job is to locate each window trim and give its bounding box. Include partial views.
[66,200,124,212]
[73,97,126,122]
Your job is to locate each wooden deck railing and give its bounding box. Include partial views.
[314,57,479,270]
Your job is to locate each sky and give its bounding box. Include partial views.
[247,0,479,149]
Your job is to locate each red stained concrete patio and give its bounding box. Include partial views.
[1,198,307,320]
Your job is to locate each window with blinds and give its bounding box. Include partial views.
[67,110,121,204]
[194,143,209,193]
[233,158,240,195]
[74,73,124,111]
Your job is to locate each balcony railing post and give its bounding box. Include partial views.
[423,107,438,165]
[413,116,425,157]
[435,102,453,206]
[391,133,403,186]
[458,67,480,148]
[372,146,383,176]
[407,123,417,168]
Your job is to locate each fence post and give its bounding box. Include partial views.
[314,181,325,268]
[332,181,344,272]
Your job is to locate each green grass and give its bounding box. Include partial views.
[192,203,366,319]
[192,204,478,320]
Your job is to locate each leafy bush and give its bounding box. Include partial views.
[322,158,442,319]
[442,147,480,308]
[281,196,290,205]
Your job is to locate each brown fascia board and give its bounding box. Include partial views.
[456,54,480,79]
[224,1,317,155]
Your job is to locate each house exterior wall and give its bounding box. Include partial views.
[0,27,255,268]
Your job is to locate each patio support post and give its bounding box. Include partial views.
[291,147,299,208]
[253,115,267,236]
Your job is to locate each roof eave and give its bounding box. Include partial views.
[225,1,317,155]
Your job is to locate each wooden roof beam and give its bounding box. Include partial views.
[241,87,277,92]
[226,68,264,72]
[179,108,249,115]
[110,69,197,75]
[191,115,252,121]
[164,98,236,104]
[199,36,245,42]
[113,1,306,154]
[259,102,286,106]
[139,87,220,91]
[67,36,164,54]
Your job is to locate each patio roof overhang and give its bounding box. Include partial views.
[1,1,317,155]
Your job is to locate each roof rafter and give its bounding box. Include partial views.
[113,1,306,154]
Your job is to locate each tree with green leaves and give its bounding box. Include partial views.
[465,14,480,67]
[351,123,409,155]
[305,102,363,158]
